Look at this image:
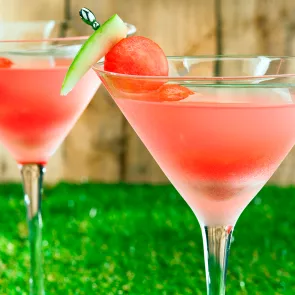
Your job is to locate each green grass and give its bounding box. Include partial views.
[0,183,294,294]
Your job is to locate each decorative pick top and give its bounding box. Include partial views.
[79,7,100,30]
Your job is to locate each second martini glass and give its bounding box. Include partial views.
[94,56,295,294]
[0,36,99,295]
[0,22,135,295]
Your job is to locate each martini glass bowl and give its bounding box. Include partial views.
[94,56,295,294]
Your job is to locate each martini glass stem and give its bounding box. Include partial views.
[20,164,46,295]
[201,225,234,295]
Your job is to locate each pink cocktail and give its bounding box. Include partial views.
[0,60,98,163]
[115,98,295,225]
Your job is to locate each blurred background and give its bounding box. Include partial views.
[1,0,295,185]
[2,1,295,294]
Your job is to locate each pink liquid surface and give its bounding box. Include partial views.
[0,59,99,164]
[115,96,295,225]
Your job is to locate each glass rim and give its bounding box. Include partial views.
[93,55,295,84]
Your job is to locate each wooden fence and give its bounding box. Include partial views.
[1,0,295,185]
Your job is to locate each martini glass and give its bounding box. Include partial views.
[94,56,295,294]
[0,36,99,295]
[0,23,136,295]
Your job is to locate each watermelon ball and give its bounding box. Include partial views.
[104,36,168,92]
[142,84,194,102]
[157,84,194,101]
[0,57,13,68]
[120,84,194,102]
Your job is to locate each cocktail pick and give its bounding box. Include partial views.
[79,7,100,30]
